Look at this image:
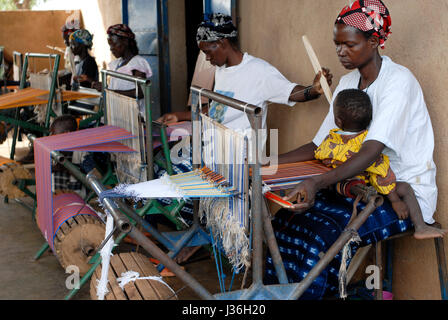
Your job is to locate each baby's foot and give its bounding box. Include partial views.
[414,225,447,240]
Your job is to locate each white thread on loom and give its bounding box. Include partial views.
[106,90,146,184]
[160,173,187,199]
[116,270,177,299]
[199,114,250,271]
[96,211,115,300]
[262,183,272,194]
[108,183,146,203]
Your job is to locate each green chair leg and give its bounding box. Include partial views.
[34,242,50,261]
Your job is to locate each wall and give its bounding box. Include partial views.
[79,0,122,71]
[0,10,82,72]
[238,0,448,300]
[0,1,121,75]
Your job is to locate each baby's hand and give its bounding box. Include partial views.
[391,200,409,220]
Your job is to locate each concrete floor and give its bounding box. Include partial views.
[0,135,246,300]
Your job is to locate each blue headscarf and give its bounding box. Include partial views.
[70,29,94,48]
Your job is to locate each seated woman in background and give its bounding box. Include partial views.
[69,29,99,90]
[59,19,80,89]
[92,24,152,116]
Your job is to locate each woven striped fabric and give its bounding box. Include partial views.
[0,88,100,109]
[0,155,16,166]
[262,160,332,191]
[0,87,48,109]
[52,193,99,243]
[34,125,136,249]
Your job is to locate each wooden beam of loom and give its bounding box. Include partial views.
[0,89,100,109]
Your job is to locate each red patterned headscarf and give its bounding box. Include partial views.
[107,24,135,40]
[61,19,80,37]
[336,0,392,49]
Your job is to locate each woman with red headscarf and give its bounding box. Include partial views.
[92,24,152,116]
[265,0,439,299]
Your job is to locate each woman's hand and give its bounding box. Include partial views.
[74,74,89,83]
[312,67,333,95]
[157,113,179,125]
[91,81,102,92]
[283,177,320,212]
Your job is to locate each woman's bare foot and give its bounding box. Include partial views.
[413,225,447,240]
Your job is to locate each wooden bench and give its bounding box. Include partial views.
[347,222,448,300]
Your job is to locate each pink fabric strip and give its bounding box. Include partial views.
[34,125,136,249]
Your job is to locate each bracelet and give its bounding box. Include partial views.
[304,85,313,101]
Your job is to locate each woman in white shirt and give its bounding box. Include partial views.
[92,24,152,114]
[153,13,333,263]
[265,0,439,299]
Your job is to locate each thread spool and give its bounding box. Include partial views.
[52,192,105,275]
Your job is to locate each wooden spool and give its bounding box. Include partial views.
[0,161,32,198]
[54,214,105,276]
[90,252,178,300]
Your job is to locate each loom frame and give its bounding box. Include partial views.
[0,52,61,160]
[62,87,383,300]
[32,88,384,300]
[101,69,154,182]
[101,69,189,230]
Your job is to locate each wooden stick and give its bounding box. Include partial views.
[302,35,333,105]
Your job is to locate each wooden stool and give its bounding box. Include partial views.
[375,223,447,300]
[90,252,178,300]
[347,222,448,300]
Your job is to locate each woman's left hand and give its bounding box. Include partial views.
[73,74,89,83]
[282,177,320,213]
[313,67,333,95]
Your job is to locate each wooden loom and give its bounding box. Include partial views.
[100,109,250,271]
[0,53,99,160]
[51,86,387,301]
[64,38,388,301]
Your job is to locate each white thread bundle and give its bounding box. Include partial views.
[106,89,146,184]
[96,211,115,300]
[116,270,177,298]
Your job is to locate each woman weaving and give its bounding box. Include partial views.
[69,29,99,90]
[158,14,332,138]
[154,14,333,262]
[155,13,332,215]
[92,24,152,116]
[264,0,441,299]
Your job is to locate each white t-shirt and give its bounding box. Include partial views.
[313,56,437,224]
[108,55,152,90]
[108,55,152,115]
[209,53,297,146]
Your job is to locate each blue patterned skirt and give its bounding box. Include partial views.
[263,190,413,300]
